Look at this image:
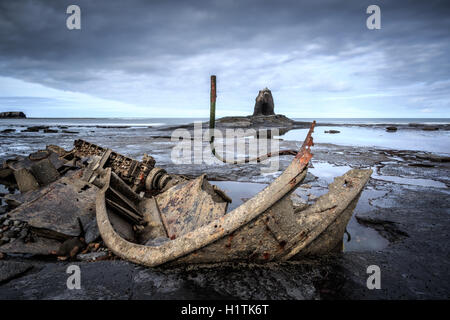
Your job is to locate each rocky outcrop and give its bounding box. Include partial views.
[253,88,275,116]
[216,114,295,131]
[0,112,26,119]
[386,126,397,132]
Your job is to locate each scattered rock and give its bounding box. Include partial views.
[84,242,101,253]
[62,130,79,134]
[386,126,397,132]
[82,218,100,244]
[416,154,450,162]
[4,230,17,238]
[18,229,29,240]
[77,251,108,261]
[0,252,4,260]
[13,168,40,192]
[55,237,85,258]
[324,130,340,134]
[308,194,317,201]
[43,129,58,133]
[355,216,409,242]
[408,163,435,168]
[422,127,439,131]
[8,174,97,240]
[22,126,48,132]
[96,126,130,129]
[1,129,16,133]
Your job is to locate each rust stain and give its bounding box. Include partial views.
[225,234,233,248]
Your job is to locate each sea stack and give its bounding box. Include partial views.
[252,88,275,116]
[0,111,26,118]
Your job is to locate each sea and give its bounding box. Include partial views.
[1,117,449,156]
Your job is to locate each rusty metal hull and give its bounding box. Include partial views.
[94,122,368,267]
[96,123,316,267]
[97,166,371,267]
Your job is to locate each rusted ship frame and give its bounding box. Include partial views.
[95,122,372,267]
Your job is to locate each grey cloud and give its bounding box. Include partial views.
[0,0,449,115]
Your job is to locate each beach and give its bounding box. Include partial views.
[0,117,449,299]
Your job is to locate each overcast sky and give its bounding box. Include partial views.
[0,0,449,118]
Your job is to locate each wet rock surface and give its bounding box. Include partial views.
[0,261,33,284]
[0,122,449,299]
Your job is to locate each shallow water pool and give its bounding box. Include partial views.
[210,176,389,253]
[281,126,450,154]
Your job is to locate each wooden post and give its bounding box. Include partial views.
[209,75,216,146]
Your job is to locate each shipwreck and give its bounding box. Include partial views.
[0,77,372,267]
[0,122,371,267]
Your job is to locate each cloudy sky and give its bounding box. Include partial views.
[0,0,449,118]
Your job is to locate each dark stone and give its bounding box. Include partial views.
[43,129,58,133]
[1,129,16,133]
[80,217,100,244]
[77,251,108,261]
[0,261,33,284]
[253,88,275,116]
[0,261,134,299]
[422,127,439,131]
[22,126,48,132]
[56,237,85,257]
[12,168,40,193]
[416,154,450,162]
[8,174,97,240]
[0,112,26,119]
[324,130,340,134]
[18,228,29,240]
[386,126,398,132]
[29,158,60,186]
[0,236,61,255]
[4,230,18,239]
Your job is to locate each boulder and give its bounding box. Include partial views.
[422,127,439,131]
[43,129,58,133]
[1,129,16,133]
[22,126,48,132]
[386,126,398,132]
